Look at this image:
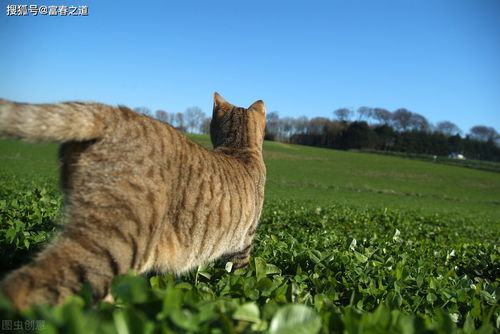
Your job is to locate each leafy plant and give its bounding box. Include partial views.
[0,137,498,333]
[0,199,498,333]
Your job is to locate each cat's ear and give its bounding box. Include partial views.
[213,92,226,110]
[213,92,232,118]
[248,100,266,115]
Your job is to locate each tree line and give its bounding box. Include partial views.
[133,106,211,134]
[134,105,500,162]
[267,107,500,161]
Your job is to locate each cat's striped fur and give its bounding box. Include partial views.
[0,93,266,310]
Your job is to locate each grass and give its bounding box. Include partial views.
[0,135,499,333]
[4,135,497,219]
[357,149,500,174]
[192,134,500,220]
[0,139,60,178]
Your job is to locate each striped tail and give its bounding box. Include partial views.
[0,99,112,142]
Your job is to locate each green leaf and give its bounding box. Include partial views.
[111,274,150,304]
[354,251,368,263]
[170,309,199,331]
[233,302,261,323]
[61,298,86,334]
[265,263,282,276]
[113,311,129,334]
[175,282,192,290]
[149,275,162,290]
[255,257,281,281]
[427,293,437,304]
[255,257,268,281]
[197,264,212,280]
[269,304,321,334]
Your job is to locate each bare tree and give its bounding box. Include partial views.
[333,108,353,122]
[184,106,205,133]
[266,111,280,126]
[436,121,461,136]
[175,112,185,131]
[294,116,309,134]
[391,108,413,131]
[279,117,295,141]
[155,110,169,123]
[357,106,373,121]
[168,112,176,126]
[265,111,280,140]
[372,108,392,124]
[133,106,152,117]
[469,125,499,142]
[201,117,211,135]
[409,113,430,132]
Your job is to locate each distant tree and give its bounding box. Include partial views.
[266,107,500,161]
[356,106,373,121]
[372,108,392,124]
[294,116,309,134]
[374,124,396,150]
[342,121,372,149]
[265,111,280,141]
[448,134,463,153]
[175,112,185,131]
[469,125,499,142]
[266,111,280,124]
[184,106,205,133]
[278,117,294,141]
[308,117,330,135]
[409,113,430,132]
[133,106,152,117]
[200,117,211,135]
[333,108,353,122]
[155,110,169,123]
[168,112,176,126]
[391,108,413,131]
[436,121,461,136]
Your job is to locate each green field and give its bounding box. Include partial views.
[3,135,498,219]
[0,136,498,333]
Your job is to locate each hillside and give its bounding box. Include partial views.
[2,135,499,220]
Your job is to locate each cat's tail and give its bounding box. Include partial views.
[0,99,112,142]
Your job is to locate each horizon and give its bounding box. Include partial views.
[1,0,499,135]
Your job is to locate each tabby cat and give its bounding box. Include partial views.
[0,93,266,310]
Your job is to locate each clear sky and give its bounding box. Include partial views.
[1,0,499,134]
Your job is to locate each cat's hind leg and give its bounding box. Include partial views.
[228,244,252,270]
[0,236,118,310]
[226,223,259,270]
[0,216,147,310]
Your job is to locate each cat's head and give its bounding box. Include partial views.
[210,92,266,150]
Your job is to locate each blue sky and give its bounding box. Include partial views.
[1,0,499,134]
